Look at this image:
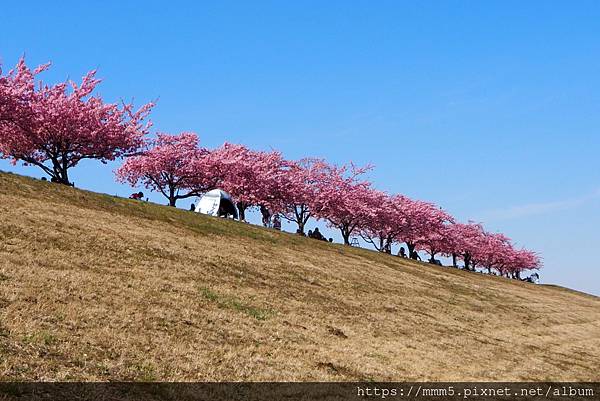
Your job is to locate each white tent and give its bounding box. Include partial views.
[194,189,238,219]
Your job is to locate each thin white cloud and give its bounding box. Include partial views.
[477,189,600,221]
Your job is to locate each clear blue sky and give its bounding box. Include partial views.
[1,1,599,295]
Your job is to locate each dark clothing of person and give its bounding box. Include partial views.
[272,215,281,230]
[312,228,326,241]
[260,205,271,227]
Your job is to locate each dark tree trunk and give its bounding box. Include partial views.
[58,169,70,185]
[297,218,305,235]
[463,252,471,271]
[341,226,351,245]
[51,160,71,185]
[294,206,309,235]
[168,186,177,207]
[237,202,247,221]
[383,236,392,254]
[452,253,457,268]
[406,242,416,255]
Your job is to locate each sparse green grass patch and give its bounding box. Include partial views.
[199,286,275,320]
[22,330,58,346]
[131,361,157,382]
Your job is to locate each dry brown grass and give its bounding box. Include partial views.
[1,171,599,381]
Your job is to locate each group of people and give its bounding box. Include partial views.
[259,206,281,230]
[396,246,422,261]
[307,227,333,243]
[395,245,540,283]
[40,176,75,187]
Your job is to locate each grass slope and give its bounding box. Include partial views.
[0,171,599,381]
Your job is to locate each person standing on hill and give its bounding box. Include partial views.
[260,205,271,227]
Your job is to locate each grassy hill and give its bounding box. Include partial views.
[0,171,599,381]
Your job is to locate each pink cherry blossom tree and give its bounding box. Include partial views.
[359,192,406,252]
[209,143,291,221]
[279,158,335,234]
[444,222,487,269]
[399,198,454,258]
[319,163,375,245]
[416,223,457,264]
[116,132,219,206]
[470,231,514,275]
[0,58,153,185]
[506,248,542,279]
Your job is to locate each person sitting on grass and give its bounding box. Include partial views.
[312,227,326,241]
[398,247,406,258]
[429,258,442,266]
[272,215,281,230]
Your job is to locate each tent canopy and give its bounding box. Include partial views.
[194,189,238,219]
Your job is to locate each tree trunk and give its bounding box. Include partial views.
[237,202,247,221]
[452,253,457,268]
[59,169,70,185]
[341,226,351,245]
[406,242,415,255]
[168,186,177,207]
[463,252,471,271]
[383,236,392,254]
[294,206,309,235]
[52,160,71,185]
[385,240,392,254]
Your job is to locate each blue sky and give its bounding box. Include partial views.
[1,1,599,295]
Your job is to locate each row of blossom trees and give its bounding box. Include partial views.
[0,58,542,277]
